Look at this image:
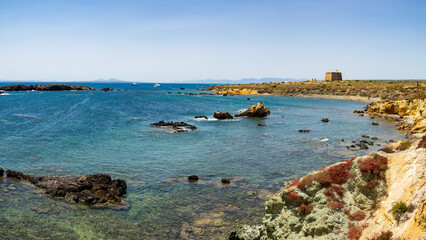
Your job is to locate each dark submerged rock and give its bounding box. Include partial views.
[5,169,126,205]
[0,168,3,177]
[213,112,234,120]
[361,135,370,138]
[372,121,379,125]
[149,120,197,132]
[298,129,311,133]
[258,124,267,127]
[101,87,113,92]
[221,178,231,184]
[195,116,208,120]
[321,118,329,122]
[188,175,199,182]
[0,84,95,91]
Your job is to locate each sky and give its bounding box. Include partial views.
[0,0,425,82]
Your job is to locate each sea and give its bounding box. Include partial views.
[0,82,404,239]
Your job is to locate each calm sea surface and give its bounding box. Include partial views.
[0,82,403,239]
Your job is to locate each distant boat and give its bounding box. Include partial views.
[154,83,161,88]
[131,83,140,86]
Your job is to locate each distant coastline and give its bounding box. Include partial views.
[207,80,425,102]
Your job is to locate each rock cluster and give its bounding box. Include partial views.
[0,84,95,91]
[150,120,197,133]
[5,169,126,205]
[367,99,425,133]
[235,102,270,118]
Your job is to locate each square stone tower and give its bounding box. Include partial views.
[325,72,342,81]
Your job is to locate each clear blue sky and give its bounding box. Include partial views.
[0,0,425,82]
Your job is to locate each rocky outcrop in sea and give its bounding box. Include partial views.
[214,112,234,120]
[150,120,197,133]
[235,102,270,118]
[0,84,95,91]
[3,169,126,206]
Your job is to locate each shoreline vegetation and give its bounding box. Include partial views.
[207,80,425,103]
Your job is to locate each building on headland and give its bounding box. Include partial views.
[325,71,342,81]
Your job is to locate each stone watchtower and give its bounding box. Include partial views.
[325,71,342,81]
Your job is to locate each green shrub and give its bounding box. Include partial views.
[398,141,412,151]
[391,201,408,221]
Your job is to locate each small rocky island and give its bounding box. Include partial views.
[150,120,197,133]
[235,102,270,117]
[0,84,95,91]
[2,168,126,206]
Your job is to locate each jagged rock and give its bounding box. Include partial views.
[5,169,126,205]
[101,87,113,92]
[188,175,199,182]
[411,119,426,133]
[0,84,95,91]
[213,112,234,120]
[195,116,208,119]
[235,102,270,118]
[149,121,197,132]
[322,118,329,122]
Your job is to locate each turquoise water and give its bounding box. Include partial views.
[0,83,403,239]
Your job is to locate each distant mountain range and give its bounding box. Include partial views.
[88,78,131,83]
[0,78,307,84]
[182,78,309,84]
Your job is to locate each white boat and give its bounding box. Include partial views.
[154,83,161,87]
[131,82,140,86]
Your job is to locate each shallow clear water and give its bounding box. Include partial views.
[0,83,403,239]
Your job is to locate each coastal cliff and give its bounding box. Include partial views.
[231,99,426,240]
[367,99,426,133]
[231,136,426,240]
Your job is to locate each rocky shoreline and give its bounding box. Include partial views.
[231,135,425,239]
[229,99,426,240]
[0,84,95,91]
[0,168,127,206]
